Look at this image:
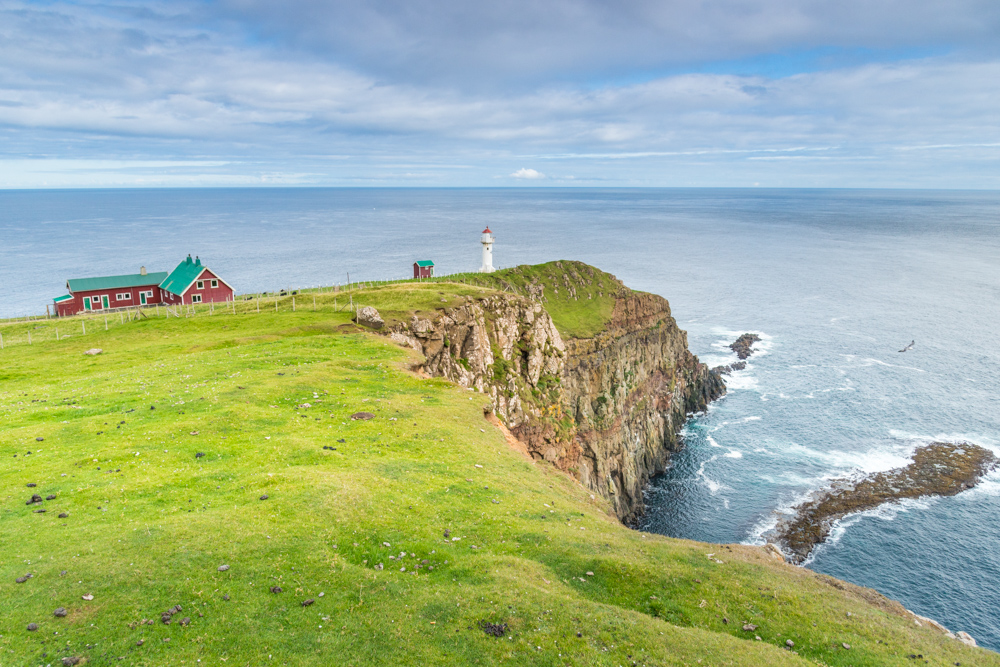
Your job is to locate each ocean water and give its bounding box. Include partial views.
[2,187,999,648]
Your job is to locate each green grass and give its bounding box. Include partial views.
[431,261,623,338]
[1,283,996,666]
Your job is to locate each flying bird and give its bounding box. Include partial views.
[898,340,915,353]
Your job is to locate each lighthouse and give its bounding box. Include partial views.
[479,227,495,273]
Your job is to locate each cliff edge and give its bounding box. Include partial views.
[389,261,724,522]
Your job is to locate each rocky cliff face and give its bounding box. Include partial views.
[388,270,724,523]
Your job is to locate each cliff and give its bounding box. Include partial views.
[389,261,724,522]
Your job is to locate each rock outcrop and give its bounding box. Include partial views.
[388,265,725,522]
[774,441,998,564]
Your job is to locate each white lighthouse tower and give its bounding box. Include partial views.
[479,227,495,273]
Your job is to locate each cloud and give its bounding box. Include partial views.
[0,1,999,187]
[510,168,545,179]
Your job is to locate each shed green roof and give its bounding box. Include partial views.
[67,272,168,293]
[415,260,435,267]
[160,255,206,296]
[53,295,73,303]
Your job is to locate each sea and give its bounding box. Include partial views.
[2,187,999,649]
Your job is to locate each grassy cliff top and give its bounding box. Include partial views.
[433,261,626,339]
[0,281,993,666]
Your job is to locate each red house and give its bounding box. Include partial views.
[53,255,234,316]
[54,267,169,317]
[413,260,435,279]
[159,255,235,306]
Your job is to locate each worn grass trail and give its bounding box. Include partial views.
[0,283,995,666]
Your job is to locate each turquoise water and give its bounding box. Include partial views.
[2,187,999,648]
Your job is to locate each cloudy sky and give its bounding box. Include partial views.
[2,0,999,188]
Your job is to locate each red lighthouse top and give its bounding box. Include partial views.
[482,227,492,234]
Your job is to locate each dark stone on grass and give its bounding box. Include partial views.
[259,494,269,500]
[26,483,36,487]
[302,599,314,607]
[16,575,29,583]
[271,586,282,593]
[27,623,38,631]
[179,617,191,626]
[218,564,230,572]
[27,494,43,505]
[136,639,144,646]
[171,605,182,614]
[477,620,508,637]
[46,494,56,500]
[743,623,757,632]
[61,657,81,666]
[196,452,205,458]
[59,513,68,518]
[36,437,44,442]
[350,412,375,421]
[443,529,450,538]
[54,607,67,617]
[60,570,67,576]
[34,509,46,513]
[223,594,230,601]
[775,442,999,564]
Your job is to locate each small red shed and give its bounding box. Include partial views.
[413,260,435,279]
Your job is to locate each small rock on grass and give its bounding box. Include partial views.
[196,452,205,458]
[270,586,282,594]
[46,494,56,500]
[842,643,851,650]
[59,513,69,518]
[350,412,375,421]
[26,483,37,487]
[218,564,230,572]
[259,494,269,500]
[27,623,38,631]
[786,639,795,648]
[82,594,94,601]
[84,348,102,356]
[35,437,44,442]
[61,657,82,666]
[742,623,757,632]
[54,608,67,617]
[302,599,314,607]
[26,494,43,505]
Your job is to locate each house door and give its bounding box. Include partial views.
[84,299,91,312]
[140,292,147,305]
[101,295,110,309]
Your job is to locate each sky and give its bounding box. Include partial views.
[1,0,999,188]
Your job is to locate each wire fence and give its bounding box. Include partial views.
[0,267,518,352]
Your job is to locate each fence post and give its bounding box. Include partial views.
[257,295,260,313]
[292,297,295,312]
[155,304,159,317]
[56,328,59,341]
[275,296,278,312]
[313,295,316,311]
[82,320,86,335]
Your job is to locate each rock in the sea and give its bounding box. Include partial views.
[728,333,761,360]
[84,348,102,356]
[776,442,998,564]
[354,306,384,330]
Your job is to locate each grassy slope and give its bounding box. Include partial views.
[433,261,622,338]
[1,283,995,666]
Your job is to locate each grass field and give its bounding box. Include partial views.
[1,281,995,666]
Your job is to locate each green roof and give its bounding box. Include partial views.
[53,295,73,303]
[67,272,168,293]
[160,256,206,296]
[415,260,435,267]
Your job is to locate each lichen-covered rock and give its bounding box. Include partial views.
[355,306,384,329]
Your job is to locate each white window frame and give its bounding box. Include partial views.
[116,292,132,301]
[211,279,218,288]
[91,295,101,304]
[191,294,203,303]
[196,280,204,290]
